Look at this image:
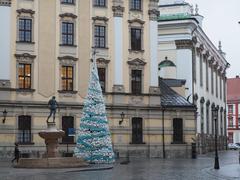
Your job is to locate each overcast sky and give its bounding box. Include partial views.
[185,0,240,78]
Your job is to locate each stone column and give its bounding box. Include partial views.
[148,0,160,95]
[112,1,125,93]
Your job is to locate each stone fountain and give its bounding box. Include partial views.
[38,122,65,158]
[15,122,87,168]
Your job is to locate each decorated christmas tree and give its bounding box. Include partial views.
[74,51,115,164]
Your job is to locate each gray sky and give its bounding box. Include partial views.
[186,0,240,78]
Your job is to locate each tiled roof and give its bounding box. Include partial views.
[159,78,193,107]
[162,79,186,87]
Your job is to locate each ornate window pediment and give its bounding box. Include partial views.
[97,58,110,68]
[128,18,145,25]
[15,53,36,63]
[59,13,77,19]
[17,9,35,17]
[92,16,109,22]
[58,56,78,66]
[127,58,146,66]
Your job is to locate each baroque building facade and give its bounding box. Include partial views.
[227,76,240,144]
[158,0,229,153]
[0,0,196,159]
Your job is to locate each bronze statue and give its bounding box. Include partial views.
[47,96,59,123]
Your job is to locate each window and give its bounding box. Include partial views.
[228,132,233,143]
[131,70,142,94]
[220,111,223,135]
[228,116,233,128]
[206,60,209,91]
[192,47,196,82]
[216,71,218,97]
[62,116,74,143]
[132,118,143,144]
[200,103,204,133]
[94,25,106,48]
[211,67,214,94]
[62,22,74,45]
[228,105,233,114]
[98,67,106,93]
[206,106,209,134]
[200,54,203,87]
[131,28,142,51]
[94,0,106,7]
[173,118,183,143]
[220,77,222,100]
[17,116,32,144]
[61,66,73,91]
[61,0,74,4]
[19,19,32,42]
[18,64,31,89]
[130,0,141,10]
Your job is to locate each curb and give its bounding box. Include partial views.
[66,165,114,172]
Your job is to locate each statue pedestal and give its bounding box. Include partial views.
[39,122,65,158]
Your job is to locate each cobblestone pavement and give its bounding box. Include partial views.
[0,150,239,180]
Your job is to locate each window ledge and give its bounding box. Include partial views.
[129,142,146,145]
[93,47,109,50]
[16,89,35,93]
[171,142,186,145]
[129,49,145,53]
[93,5,107,8]
[58,90,78,94]
[129,9,142,12]
[59,44,77,47]
[18,142,35,145]
[16,41,35,44]
[61,3,75,5]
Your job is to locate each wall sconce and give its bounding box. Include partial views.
[119,112,125,125]
[2,109,7,124]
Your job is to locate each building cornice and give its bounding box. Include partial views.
[175,39,193,49]
[158,19,229,72]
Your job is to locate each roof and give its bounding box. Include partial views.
[159,78,194,107]
[162,79,186,87]
[227,77,240,102]
[159,60,176,68]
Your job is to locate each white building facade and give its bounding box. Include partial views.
[158,1,229,153]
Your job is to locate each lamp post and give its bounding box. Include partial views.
[213,107,220,169]
[2,109,7,124]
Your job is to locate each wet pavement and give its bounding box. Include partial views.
[0,150,240,180]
